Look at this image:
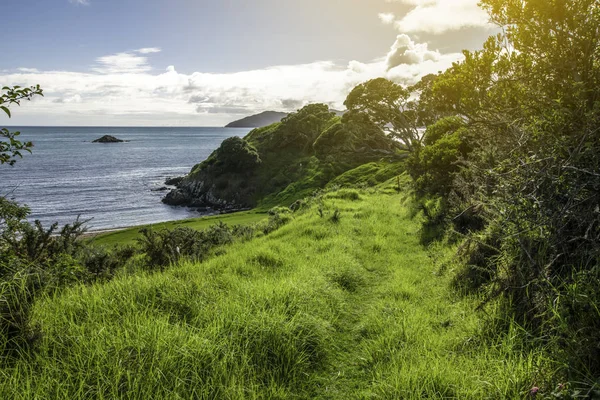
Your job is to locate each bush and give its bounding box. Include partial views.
[194,136,261,175]
[259,209,293,235]
[137,222,239,269]
[80,245,136,282]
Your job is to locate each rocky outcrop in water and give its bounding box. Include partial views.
[164,176,184,186]
[93,135,125,143]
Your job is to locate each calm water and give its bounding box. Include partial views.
[0,127,251,232]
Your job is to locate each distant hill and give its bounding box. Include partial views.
[225,111,288,128]
[225,109,346,128]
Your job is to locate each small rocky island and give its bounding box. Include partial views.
[93,135,125,143]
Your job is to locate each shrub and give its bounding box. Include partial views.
[137,222,240,269]
[79,245,136,282]
[259,209,293,235]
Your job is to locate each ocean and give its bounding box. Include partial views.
[0,127,251,232]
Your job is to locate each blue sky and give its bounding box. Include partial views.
[1,0,494,126]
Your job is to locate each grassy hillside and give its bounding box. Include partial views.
[0,186,543,399]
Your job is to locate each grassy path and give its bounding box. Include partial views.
[0,190,541,399]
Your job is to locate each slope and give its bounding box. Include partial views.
[0,186,543,399]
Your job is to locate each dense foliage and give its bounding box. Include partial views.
[344,78,421,151]
[169,102,402,210]
[405,0,600,389]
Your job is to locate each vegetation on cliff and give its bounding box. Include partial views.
[164,103,403,210]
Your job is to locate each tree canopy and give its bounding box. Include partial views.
[344,78,420,151]
[1,85,43,166]
[405,0,600,382]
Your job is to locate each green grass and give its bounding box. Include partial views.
[88,210,267,247]
[0,189,544,398]
[327,160,408,189]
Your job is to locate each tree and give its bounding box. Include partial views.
[344,78,420,151]
[1,85,43,165]
[409,0,600,381]
[277,104,336,151]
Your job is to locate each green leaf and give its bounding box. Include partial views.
[0,106,11,118]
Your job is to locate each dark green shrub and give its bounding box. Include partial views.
[80,245,136,282]
[209,136,261,174]
[137,222,239,269]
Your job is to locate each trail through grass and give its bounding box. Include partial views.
[0,190,543,398]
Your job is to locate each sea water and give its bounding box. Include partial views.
[0,126,251,232]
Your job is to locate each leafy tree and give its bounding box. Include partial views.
[277,104,336,151]
[1,85,43,165]
[313,110,396,160]
[214,136,261,173]
[344,78,420,151]
[407,117,471,197]
[410,0,600,383]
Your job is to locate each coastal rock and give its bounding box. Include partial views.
[162,189,192,206]
[164,176,184,186]
[93,135,125,143]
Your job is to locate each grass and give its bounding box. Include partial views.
[88,210,266,247]
[0,188,545,398]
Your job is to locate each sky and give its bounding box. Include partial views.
[1,0,495,126]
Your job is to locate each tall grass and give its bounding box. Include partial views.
[0,189,546,398]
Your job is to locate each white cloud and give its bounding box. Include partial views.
[0,38,463,126]
[385,34,441,70]
[17,68,40,73]
[378,13,396,24]
[136,47,161,54]
[69,0,90,5]
[53,94,83,104]
[93,52,152,74]
[386,0,491,34]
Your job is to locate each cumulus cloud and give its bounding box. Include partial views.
[378,12,396,24]
[385,34,441,70]
[383,0,491,34]
[69,0,90,5]
[0,37,463,126]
